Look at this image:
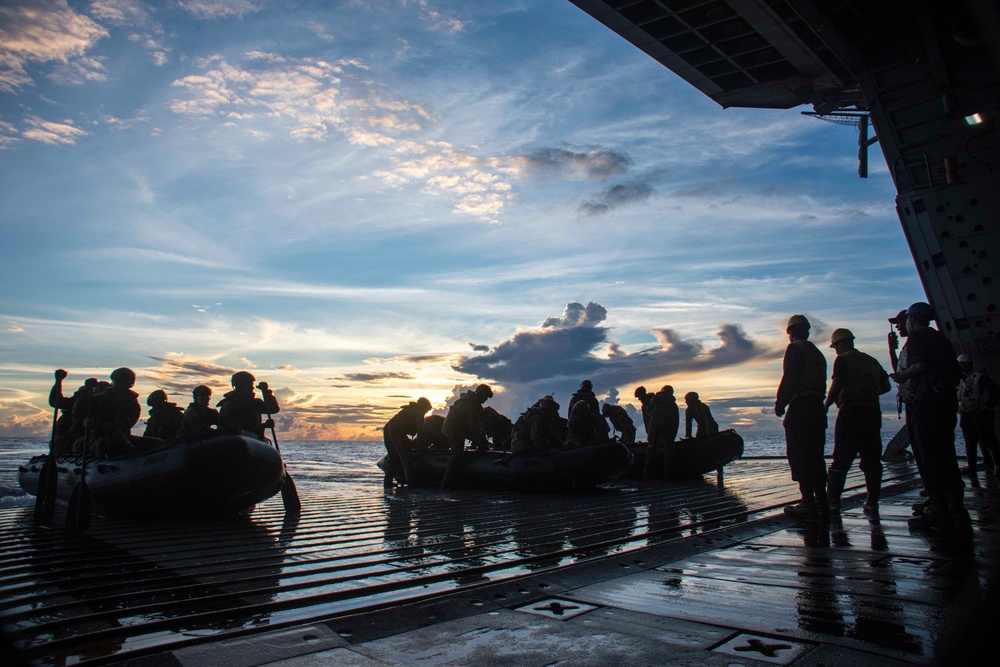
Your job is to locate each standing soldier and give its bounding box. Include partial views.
[890,302,968,528]
[824,328,891,514]
[645,385,679,478]
[440,384,493,490]
[217,371,279,439]
[382,397,432,489]
[775,315,829,518]
[957,353,1000,483]
[634,386,653,435]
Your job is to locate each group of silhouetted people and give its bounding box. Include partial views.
[48,368,280,457]
[775,302,996,530]
[381,378,724,490]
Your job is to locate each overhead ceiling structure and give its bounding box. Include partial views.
[571,0,1000,374]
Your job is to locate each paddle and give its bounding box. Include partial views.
[260,383,301,513]
[34,369,66,522]
[66,385,95,531]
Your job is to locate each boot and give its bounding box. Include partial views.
[784,483,817,517]
[862,469,881,515]
[826,468,848,512]
[383,470,395,490]
[813,486,830,521]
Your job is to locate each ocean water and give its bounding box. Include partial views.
[0,430,881,511]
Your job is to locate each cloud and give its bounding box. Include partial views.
[0,0,108,93]
[342,371,416,383]
[90,0,171,65]
[21,116,89,145]
[453,302,775,415]
[578,180,655,215]
[518,147,630,180]
[176,0,264,19]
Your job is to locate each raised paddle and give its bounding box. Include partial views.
[34,369,66,522]
[260,382,301,513]
[66,385,95,531]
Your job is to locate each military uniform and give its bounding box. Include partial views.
[217,387,279,438]
[776,339,828,511]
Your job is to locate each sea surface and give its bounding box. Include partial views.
[0,428,923,511]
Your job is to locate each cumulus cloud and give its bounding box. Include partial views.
[0,0,108,93]
[453,301,775,415]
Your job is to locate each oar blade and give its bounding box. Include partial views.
[33,456,59,522]
[280,469,301,513]
[66,477,92,531]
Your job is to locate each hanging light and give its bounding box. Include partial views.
[964,112,984,125]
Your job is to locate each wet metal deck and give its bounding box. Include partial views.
[1,459,996,666]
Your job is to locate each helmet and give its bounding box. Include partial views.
[634,386,646,398]
[416,397,432,411]
[580,380,593,391]
[684,391,699,402]
[231,371,256,387]
[829,328,855,347]
[193,384,212,397]
[786,314,810,331]
[888,309,908,324]
[146,389,167,406]
[110,367,136,386]
[474,384,493,400]
[906,302,934,319]
[957,353,972,363]
[660,385,674,395]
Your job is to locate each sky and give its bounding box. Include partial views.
[0,0,926,441]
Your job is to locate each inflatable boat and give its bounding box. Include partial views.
[381,440,634,491]
[628,429,745,479]
[19,434,287,519]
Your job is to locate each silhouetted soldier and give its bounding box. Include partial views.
[440,384,493,490]
[891,302,968,528]
[144,390,184,440]
[646,385,679,478]
[86,367,141,456]
[512,396,564,454]
[383,397,432,489]
[601,403,636,444]
[824,328,891,514]
[776,315,829,518]
[684,392,719,439]
[217,371,279,439]
[567,380,600,418]
[957,353,999,483]
[48,369,95,454]
[179,385,219,439]
[634,385,653,434]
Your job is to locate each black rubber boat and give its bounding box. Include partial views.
[628,429,745,479]
[381,440,634,491]
[18,434,287,518]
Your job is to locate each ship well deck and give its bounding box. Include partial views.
[1,458,997,666]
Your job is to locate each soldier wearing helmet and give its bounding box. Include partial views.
[684,391,719,440]
[440,384,494,489]
[382,397,433,489]
[601,403,636,445]
[85,367,141,456]
[775,315,829,518]
[890,302,969,528]
[956,353,1000,483]
[143,389,184,440]
[645,385,680,478]
[217,371,279,439]
[823,327,891,514]
[179,385,219,440]
[633,386,653,434]
[567,380,600,420]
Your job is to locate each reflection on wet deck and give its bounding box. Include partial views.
[1,458,993,665]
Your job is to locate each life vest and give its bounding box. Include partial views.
[834,350,888,408]
[958,372,989,412]
[790,339,826,400]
